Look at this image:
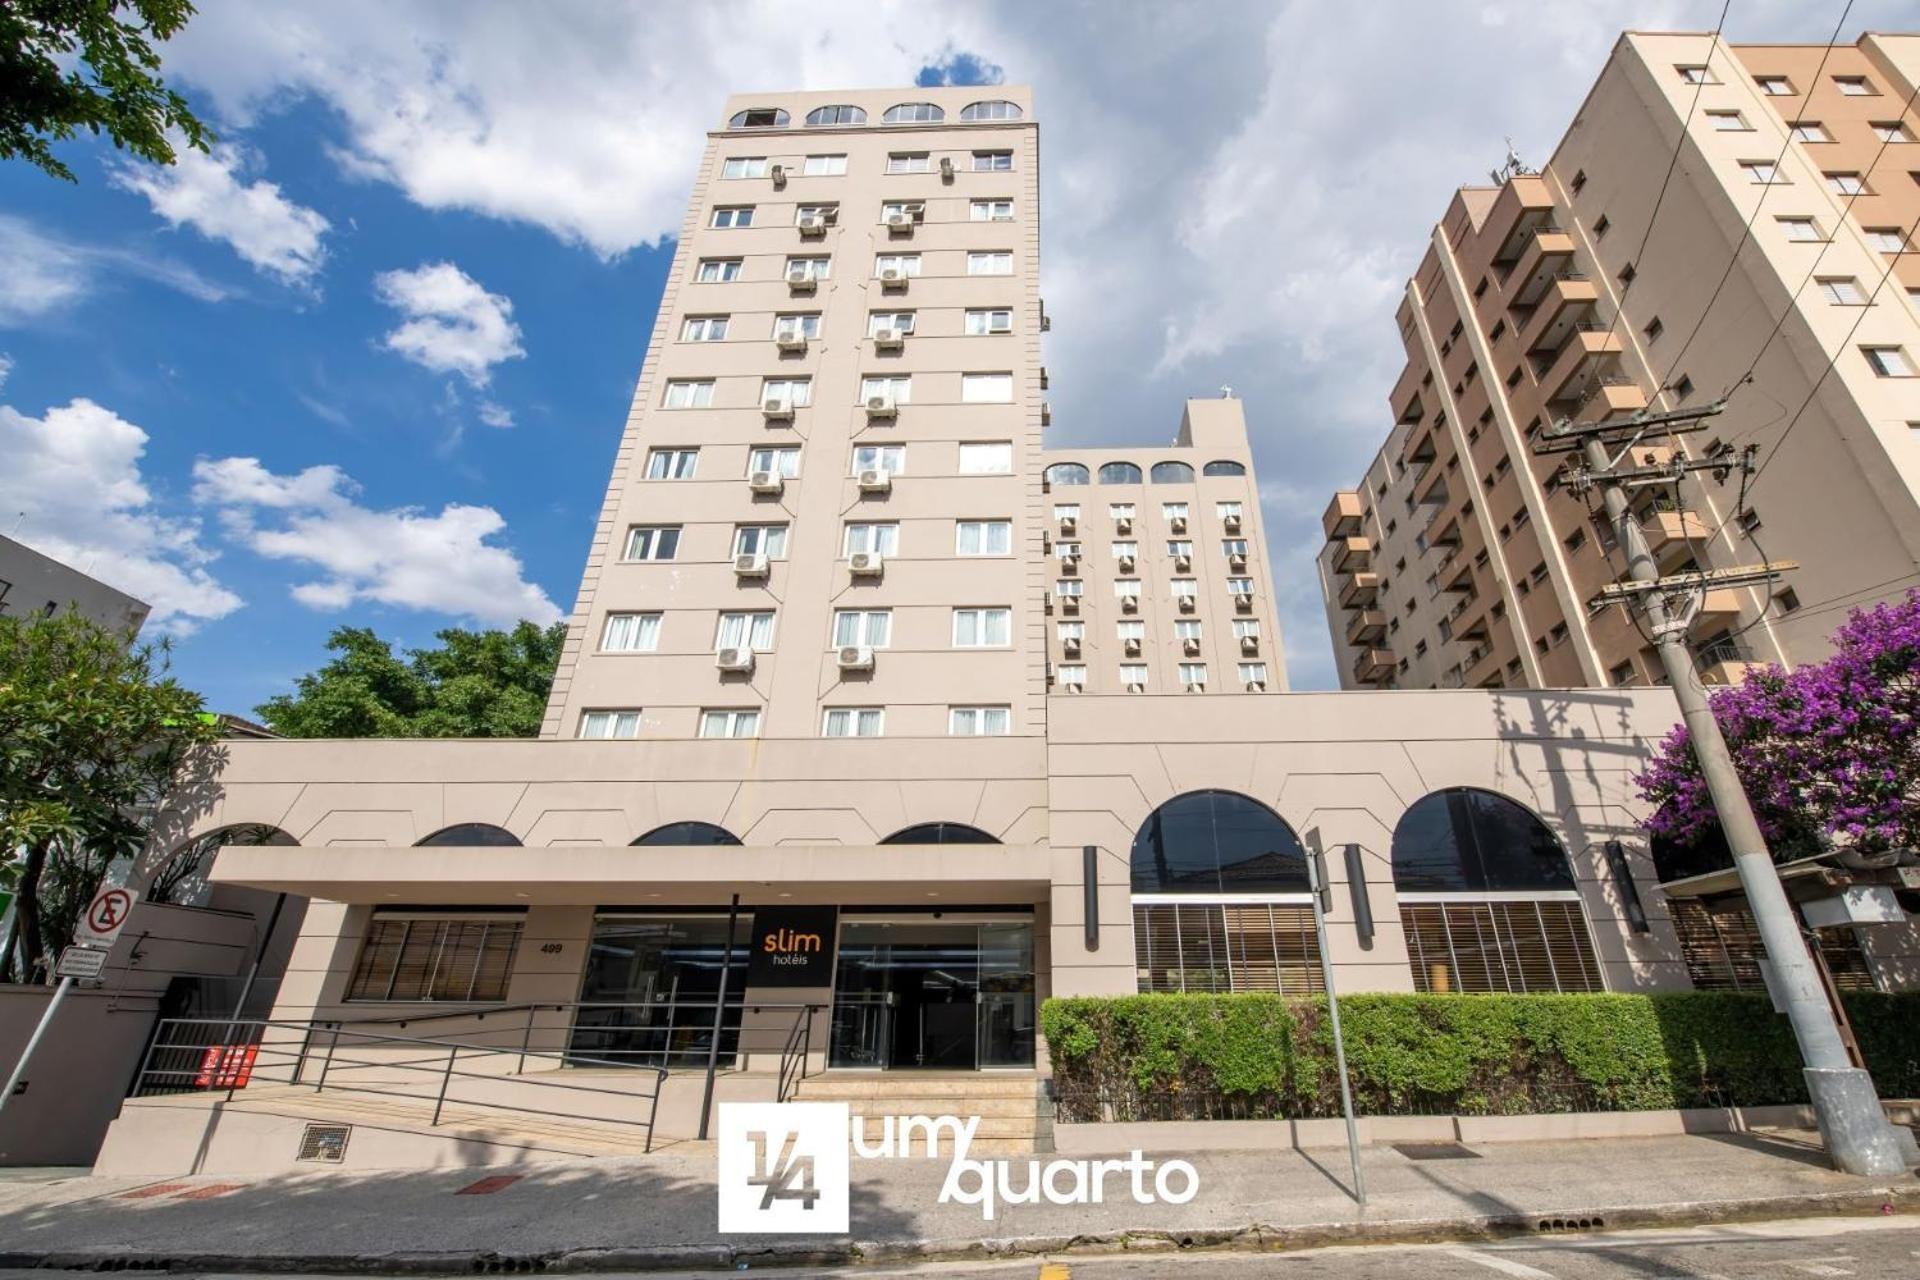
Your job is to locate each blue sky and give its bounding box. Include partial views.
[0,0,1869,710]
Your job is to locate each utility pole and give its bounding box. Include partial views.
[1540,400,1906,1177]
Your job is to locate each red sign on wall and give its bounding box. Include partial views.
[194,1044,259,1089]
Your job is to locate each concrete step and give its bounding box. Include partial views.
[836,1098,1040,1120]
[795,1074,1040,1099]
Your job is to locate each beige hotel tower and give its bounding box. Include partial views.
[103,82,1875,1173]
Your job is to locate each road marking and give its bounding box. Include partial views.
[1037,1265,1071,1280]
[117,1183,188,1199]
[171,1183,244,1200]
[455,1174,523,1196]
[1448,1247,1557,1278]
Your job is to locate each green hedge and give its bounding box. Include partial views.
[1039,992,1920,1122]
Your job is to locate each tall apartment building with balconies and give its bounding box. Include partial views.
[1320,31,1920,691]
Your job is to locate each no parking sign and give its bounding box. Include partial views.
[75,883,139,948]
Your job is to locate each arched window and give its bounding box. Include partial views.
[1045,462,1089,486]
[1129,791,1322,996]
[728,107,789,129]
[883,102,945,124]
[1391,788,1601,994]
[1098,461,1143,485]
[417,824,521,847]
[632,821,743,847]
[806,104,866,126]
[1202,460,1247,477]
[881,823,1000,845]
[960,100,1023,121]
[1150,461,1195,484]
[150,824,295,906]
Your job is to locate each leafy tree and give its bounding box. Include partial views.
[1639,591,1920,859]
[0,610,219,981]
[2,0,212,182]
[257,621,567,739]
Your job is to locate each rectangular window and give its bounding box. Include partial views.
[973,150,1013,171]
[1109,502,1136,520]
[1739,160,1783,185]
[1865,346,1916,377]
[955,519,1013,556]
[1170,579,1198,600]
[696,258,743,283]
[1706,109,1748,131]
[823,707,883,738]
[969,199,1014,222]
[1790,120,1829,143]
[1221,538,1249,556]
[1226,577,1254,595]
[760,376,813,406]
[347,912,524,1002]
[1676,65,1713,85]
[949,706,1011,736]
[1118,620,1147,640]
[732,524,789,558]
[682,315,728,341]
[1867,227,1909,252]
[1055,578,1084,597]
[721,157,767,179]
[1165,539,1193,557]
[967,251,1013,275]
[710,206,754,228]
[1132,903,1325,995]
[880,200,924,221]
[867,310,916,336]
[1818,277,1866,305]
[645,448,698,478]
[579,710,642,740]
[832,609,892,648]
[843,522,901,556]
[1871,121,1912,144]
[1056,664,1086,688]
[874,253,922,278]
[715,611,776,651]
[861,374,912,403]
[795,203,838,226]
[802,153,848,176]
[959,441,1013,474]
[1756,75,1793,95]
[600,612,661,652]
[1402,901,1602,993]
[1057,621,1085,641]
[852,444,905,475]
[748,446,801,478]
[1233,618,1260,639]
[699,709,760,739]
[773,313,822,342]
[961,372,1014,403]
[623,526,680,561]
[1162,502,1189,521]
[784,255,830,282]
[965,308,1013,335]
[1120,664,1149,687]
[1778,216,1823,242]
[1826,171,1867,195]
[661,381,714,410]
[1055,540,1081,560]
[1172,619,1201,640]
[1178,663,1208,686]
[1113,579,1142,599]
[1111,540,1138,559]
[952,607,1012,647]
[886,152,931,174]
[1216,501,1243,521]
[1835,76,1874,96]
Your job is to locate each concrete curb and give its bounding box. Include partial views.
[0,1184,1914,1273]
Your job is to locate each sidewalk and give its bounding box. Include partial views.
[0,1129,1912,1271]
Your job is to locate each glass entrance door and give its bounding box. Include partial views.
[828,918,1034,1069]
[569,914,749,1067]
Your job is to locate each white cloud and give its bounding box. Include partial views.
[476,399,514,429]
[110,141,331,286]
[374,262,524,387]
[0,215,228,326]
[0,397,241,631]
[0,355,12,389]
[192,455,562,626]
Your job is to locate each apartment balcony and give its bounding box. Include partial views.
[1506,231,1578,307]
[1520,276,1598,353]
[1346,609,1388,645]
[1323,490,1365,540]
[1353,647,1396,685]
[1538,327,1624,405]
[1575,378,1649,425]
[1330,535,1373,572]
[1694,588,1742,628]
[1339,571,1381,608]
[1486,176,1557,266]
[1391,363,1426,425]
[1402,428,1438,472]
[1638,508,1711,559]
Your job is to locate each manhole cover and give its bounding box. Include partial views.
[1392,1142,1481,1160]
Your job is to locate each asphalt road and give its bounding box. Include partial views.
[5,1213,1914,1278]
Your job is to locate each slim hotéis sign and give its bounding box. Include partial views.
[745,906,838,987]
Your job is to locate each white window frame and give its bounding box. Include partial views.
[1871,122,1912,144]
[1232,618,1261,639]
[1835,76,1874,96]
[880,200,924,221]
[1705,109,1748,131]
[1113,579,1142,599]
[732,524,789,559]
[1119,663,1149,687]
[1178,662,1208,686]
[1864,346,1916,378]
[1237,662,1269,685]
[1226,577,1255,595]
[961,372,1014,403]
[1817,277,1866,305]
[748,446,802,478]
[682,315,729,342]
[1216,501,1244,521]
[1057,621,1085,641]
[852,444,905,475]
[1867,228,1909,252]
[867,310,916,336]
[959,441,1014,474]
[784,255,831,282]
[823,707,884,738]
[965,308,1014,335]
[774,313,822,342]
[795,203,838,226]
[949,706,1011,737]
[711,206,755,228]
[1170,579,1198,600]
[623,525,681,561]
[1057,664,1087,688]
[1739,160,1784,185]
[969,199,1014,222]
[662,382,715,410]
[843,522,900,556]
[955,519,1013,557]
[802,154,848,176]
[860,374,912,403]
[1756,75,1794,96]
[601,612,661,653]
[1827,172,1867,196]
[696,258,743,283]
[874,253,923,278]
[715,611,776,652]
[951,607,1012,648]
[1055,579,1085,597]
[972,150,1013,172]
[1161,502,1190,520]
[886,152,932,174]
[761,376,814,406]
[967,251,1013,276]
[1116,619,1146,641]
[1790,121,1829,143]
[720,157,768,179]
[1173,619,1202,640]
[645,448,698,478]
[1055,503,1082,521]
[1778,216,1823,242]
[579,710,643,740]
[699,709,761,739]
[1111,540,1138,559]
[832,609,892,648]
[1165,539,1193,557]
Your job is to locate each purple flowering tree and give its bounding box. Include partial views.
[1638,590,1920,859]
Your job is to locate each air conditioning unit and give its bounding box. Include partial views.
[1178,596,1196,613]
[856,468,892,494]
[1245,680,1266,693]
[716,647,755,673]
[1123,637,1142,656]
[1062,636,1082,657]
[849,551,885,577]
[1223,513,1243,533]
[1233,592,1254,611]
[797,213,827,236]
[1184,682,1206,694]
[1115,516,1133,535]
[734,553,770,578]
[770,164,787,188]
[1239,634,1259,655]
[1121,596,1139,614]
[1060,554,1079,574]
[1058,515,1077,535]
[748,469,785,496]
[1174,554,1192,573]
[1229,552,1248,572]
[762,396,794,421]
[939,156,955,180]
[1183,637,1202,656]
[1062,596,1080,615]
[836,645,875,671]
[879,267,908,291]
[785,265,818,292]
[865,394,897,419]
[885,210,915,234]
[775,331,809,353]
[873,327,906,351]
[1125,681,1145,694]
[1118,555,1136,573]
[1170,515,1188,534]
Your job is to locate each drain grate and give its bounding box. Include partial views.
[1392,1142,1482,1161]
[297,1123,351,1162]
